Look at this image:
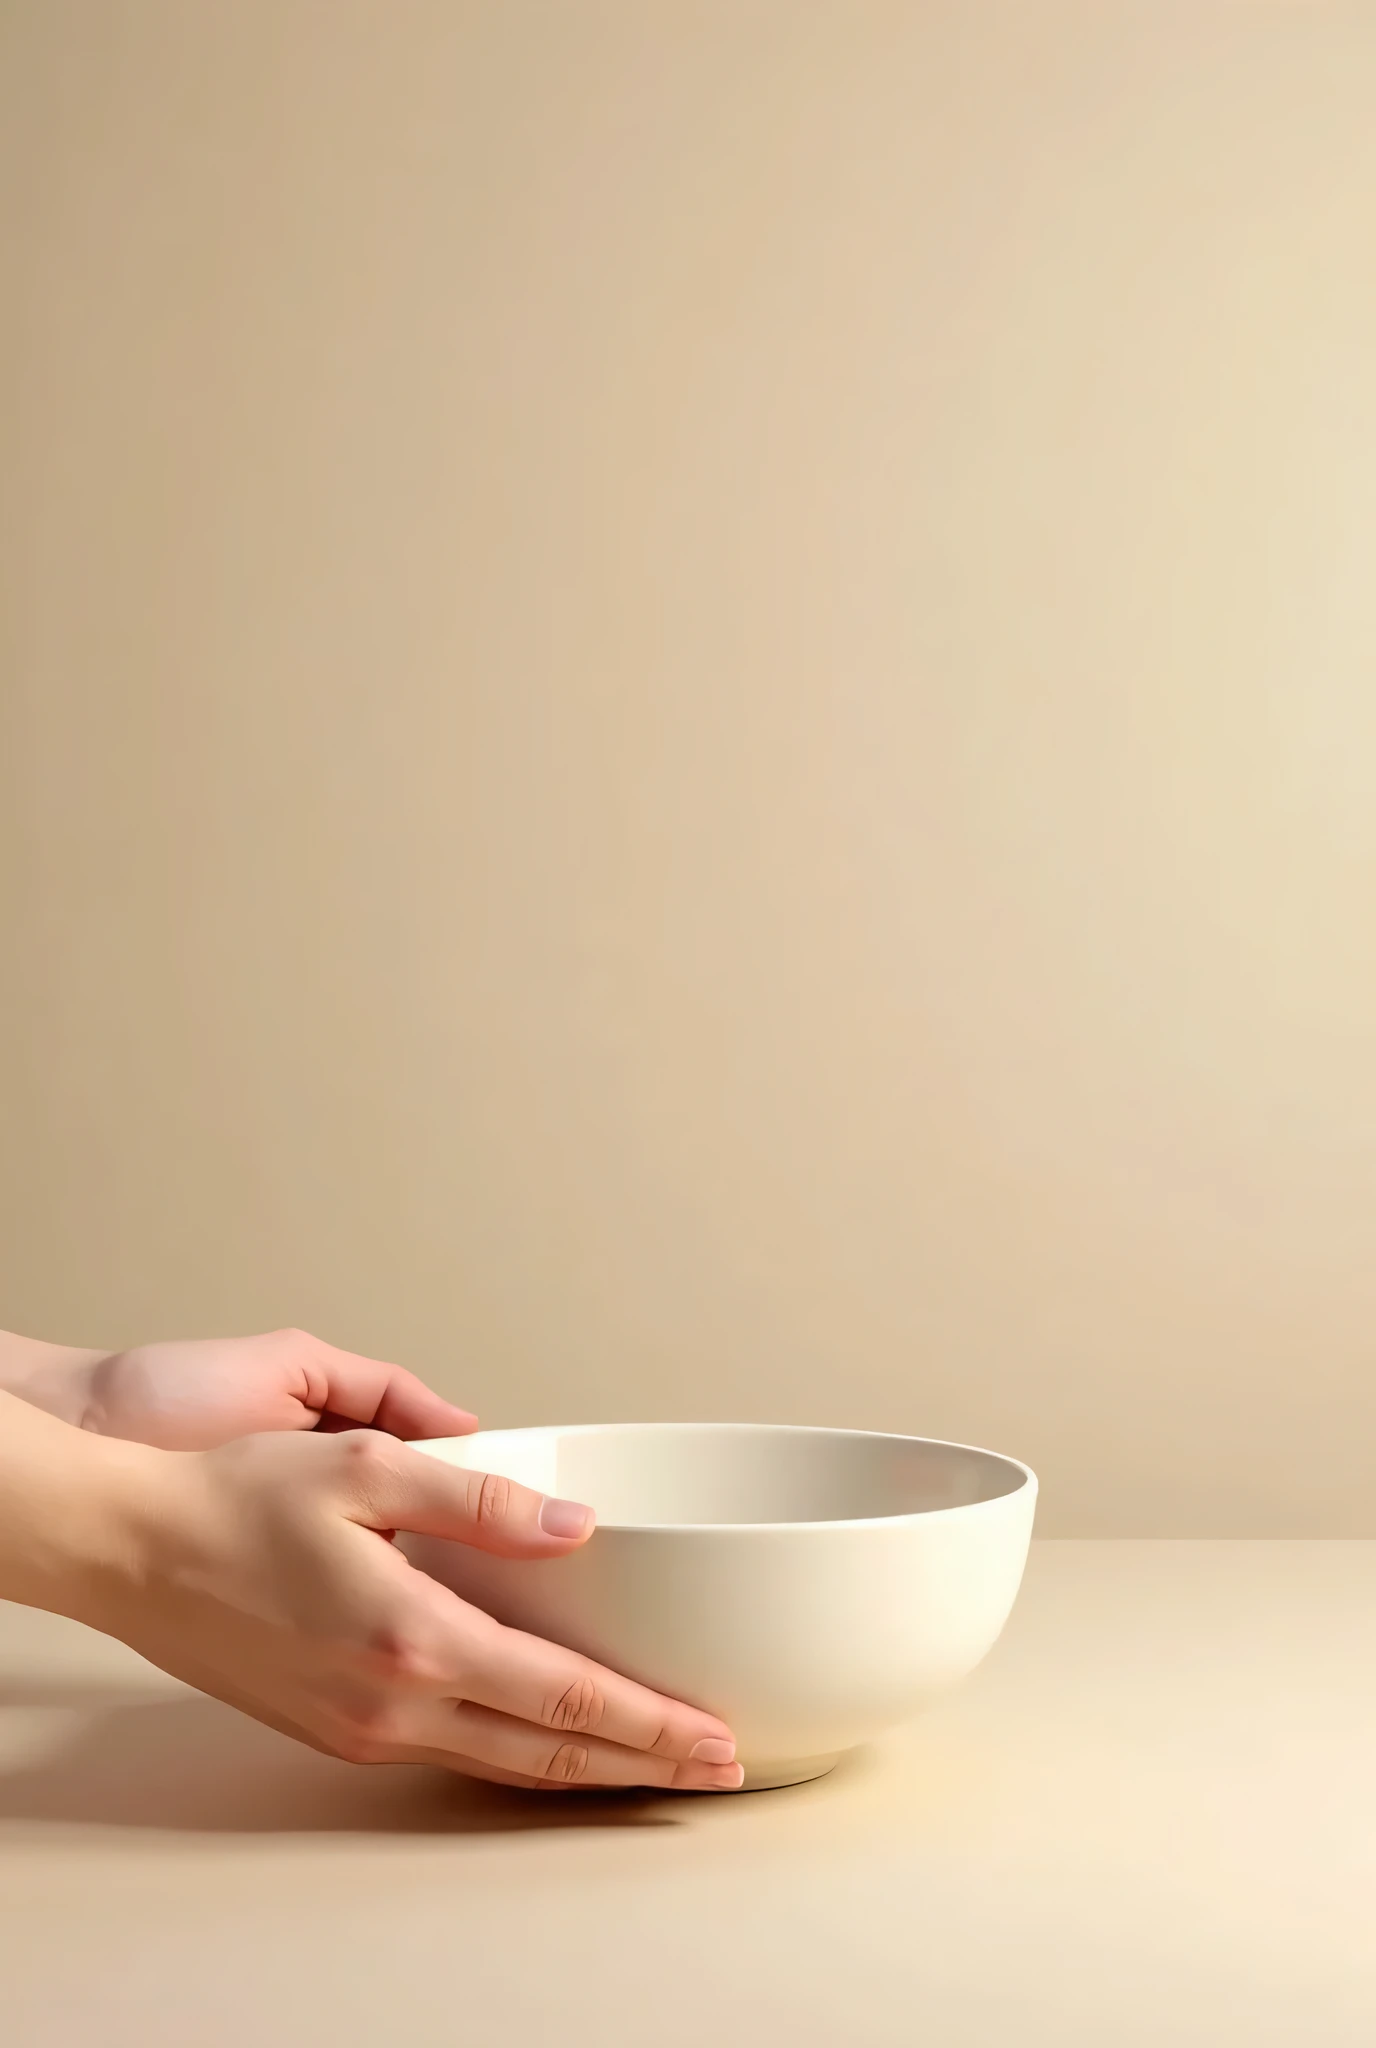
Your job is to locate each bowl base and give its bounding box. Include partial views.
[739,1753,843,1791]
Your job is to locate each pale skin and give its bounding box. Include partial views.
[0,1328,743,1791]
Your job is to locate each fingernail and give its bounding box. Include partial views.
[689,1738,737,1764]
[538,1496,595,1540]
[671,1759,746,1792]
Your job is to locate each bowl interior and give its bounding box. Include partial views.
[421,1424,1029,1527]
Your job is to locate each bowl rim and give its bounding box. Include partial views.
[409,1420,1038,1533]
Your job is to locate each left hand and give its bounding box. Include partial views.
[68,1329,478,1450]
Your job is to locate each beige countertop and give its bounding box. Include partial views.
[1,1541,1372,2046]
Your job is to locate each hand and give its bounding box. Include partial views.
[83,1427,743,1791]
[46,1328,479,1450]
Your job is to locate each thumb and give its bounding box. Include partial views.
[334,1434,596,1557]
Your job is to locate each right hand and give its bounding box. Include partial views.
[86,1429,744,1791]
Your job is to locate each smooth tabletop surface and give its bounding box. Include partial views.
[2,1542,1373,2046]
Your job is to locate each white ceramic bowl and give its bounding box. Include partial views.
[405,1422,1036,1789]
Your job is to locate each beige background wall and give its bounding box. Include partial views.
[3,2,1375,1534]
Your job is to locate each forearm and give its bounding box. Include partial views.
[0,1388,151,1622]
[0,1330,109,1426]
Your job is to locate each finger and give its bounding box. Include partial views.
[334,1433,596,1557]
[291,1337,479,1439]
[406,1700,744,1791]
[460,1615,738,1765]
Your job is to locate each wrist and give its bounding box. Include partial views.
[0,1389,167,1626]
[0,1333,110,1428]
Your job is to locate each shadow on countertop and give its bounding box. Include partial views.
[0,1680,682,1836]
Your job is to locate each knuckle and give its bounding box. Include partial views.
[466,1470,513,1528]
[542,1742,591,1786]
[364,1624,436,1686]
[546,1677,605,1736]
[326,1713,389,1764]
[336,1429,394,1476]
[329,1729,385,1767]
[327,1695,405,1764]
